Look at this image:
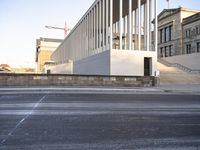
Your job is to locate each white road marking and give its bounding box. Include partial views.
[0,110,200,116]
[0,93,49,145]
[0,103,200,109]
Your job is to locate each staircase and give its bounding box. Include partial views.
[157,62,200,85]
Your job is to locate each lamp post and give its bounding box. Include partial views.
[166,0,170,9]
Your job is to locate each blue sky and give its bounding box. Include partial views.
[0,0,199,68]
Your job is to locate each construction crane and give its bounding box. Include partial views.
[45,22,70,38]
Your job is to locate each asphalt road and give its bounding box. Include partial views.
[0,91,200,150]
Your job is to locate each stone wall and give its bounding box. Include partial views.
[0,74,159,87]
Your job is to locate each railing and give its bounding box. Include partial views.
[158,58,200,74]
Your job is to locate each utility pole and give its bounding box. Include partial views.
[45,22,70,38]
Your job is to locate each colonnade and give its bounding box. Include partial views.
[51,0,158,63]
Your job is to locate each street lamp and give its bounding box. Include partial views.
[166,0,170,9]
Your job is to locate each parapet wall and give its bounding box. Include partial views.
[0,74,159,87]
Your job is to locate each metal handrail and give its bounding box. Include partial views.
[158,58,200,74]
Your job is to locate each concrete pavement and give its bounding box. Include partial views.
[0,84,200,94]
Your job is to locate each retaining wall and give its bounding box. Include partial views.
[0,74,159,87]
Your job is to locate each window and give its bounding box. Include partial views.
[197,42,200,53]
[160,29,164,43]
[185,29,191,38]
[160,47,163,57]
[165,27,169,42]
[195,26,200,35]
[164,46,168,57]
[169,45,173,56]
[160,29,163,43]
[164,27,167,42]
[186,44,191,54]
[189,30,191,37]
[196,27,199,35]
[169,25,172,41]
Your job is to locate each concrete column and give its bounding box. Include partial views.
[132,11,134,49]
[102,0,105,50]
[84,18,86,57]
[76,27,78,60]
[149,0,152,50]
[134,10,137,50]
[92,10,94,53]
[144,3,147,51]
[88,13,90,56]
[79,24,81,59]
[80,21,82,59]
[92,9,94,53]
[90,11,92,54]
[147,0,150,51]
[119,0,123,50]
[124,16,127,50]
[81,22,83,58]
[74,28,76,60]
[85,18,86,56]
[94,7,96,54]
[85,17,88,57]
[106,0,109,49]
[110,0,113,50]
[90,11,93,56]
[82,20,84,57]
[128,0,132,50]
[138,0,141,51]
[154,0,157,52]
[99,0,102,51]
[83,20,84,58]
[96,3,99,52]
[91,9,93,54]
[88,14,90,56]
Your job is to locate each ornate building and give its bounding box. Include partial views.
[157,7,200,58]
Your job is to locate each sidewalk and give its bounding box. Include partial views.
[0,84,200,94]
[0,86,163,94]
[157,84,200,94]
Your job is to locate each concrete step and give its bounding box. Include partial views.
[157,62,200,85]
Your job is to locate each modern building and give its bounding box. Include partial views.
[36,37,63,73]
[182,12,200,54]
[51,0,158,76]
[157,7,200,58]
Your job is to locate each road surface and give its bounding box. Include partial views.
[0,89,200,150]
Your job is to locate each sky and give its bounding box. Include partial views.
[0,0,199,68]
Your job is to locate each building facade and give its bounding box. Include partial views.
[157,7,199,58]
[51,0,158,76]
[182,12,200,54]
[36,38,63,73]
